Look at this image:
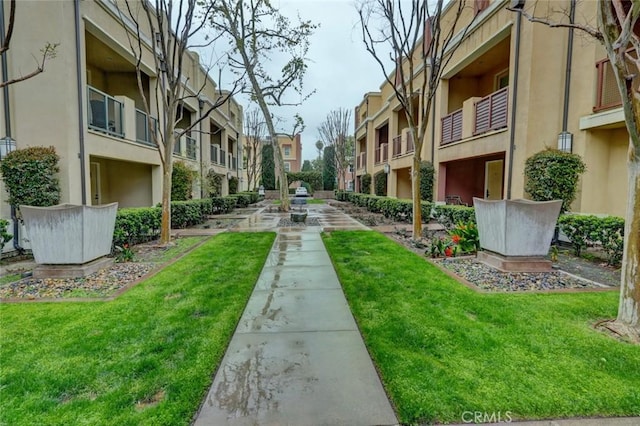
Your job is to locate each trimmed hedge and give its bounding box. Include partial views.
[113,207,162,247]
[433,205,477,228]
[335,191,433,223]
[558,214,624,265]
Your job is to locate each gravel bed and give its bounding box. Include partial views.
[277,217,321,227]
[432,257,610,292]
[0,262,154,299]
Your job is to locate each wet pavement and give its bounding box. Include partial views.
[194,204,398,425]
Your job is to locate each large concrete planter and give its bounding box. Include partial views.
[21,203,118,265]
[473,198,562,271]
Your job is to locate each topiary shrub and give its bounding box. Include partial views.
[172,161,196,201]
[0,146,61,209]
[261,143,275,189]
[361,173,372,194]
[524,148,586,212]
[323,145,336,190]
[206,169,223,197]
[229,176,239,194]
[420,161,435,201]
[374,171,387,196]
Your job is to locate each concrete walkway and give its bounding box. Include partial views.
[194,205,397,425]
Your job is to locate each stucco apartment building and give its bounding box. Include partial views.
[355,0,629,218]
[0,0,243,253]
[276,133,302,173]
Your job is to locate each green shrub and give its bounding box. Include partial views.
[229,193,251,208]
[0,219,12,252]
[206,169,223,197]
[238,191,259,204]
[524,148,586,213]
[171,201,204,228]
[229,176,239,194]
[211,196,237,214]
[340,192,432,223]
[113,207,162,247]
[335,190,348,201]
[0,146,60,208]
[361,173,372,194]
[287,171,322,190]
[558,214,624,265]
[171,161,196,201]
[420,161,435,201]
[261,144,275,189]
[433,205,476,228]
[374,172,387,196]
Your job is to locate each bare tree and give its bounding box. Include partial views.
[244,108,266,191]
[318,108,352,190]
[515,0,639,338]
[359,0,478,239]
[0,0,57,88]
[118,0,239,244]
[207,0,316,212]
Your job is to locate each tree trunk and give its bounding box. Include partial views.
[160,163,172,244]
[412,154,422,239]
[617,158,640,329]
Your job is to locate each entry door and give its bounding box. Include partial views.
[484,160,503,200]
[90,162,101,205]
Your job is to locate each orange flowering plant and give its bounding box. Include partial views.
[448,221,479,254]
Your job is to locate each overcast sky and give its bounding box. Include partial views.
[203,0,391,162]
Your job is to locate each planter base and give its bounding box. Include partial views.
[33,256,114,279]
[477,251,552,273]
[290,210,308,223]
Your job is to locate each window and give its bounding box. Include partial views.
[284,145,291,157]
[495,69,509,90]
[284,162,291,172]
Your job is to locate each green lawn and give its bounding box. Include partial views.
[0,273,20,286]
[0,232,275,426]
[322,231,640,425]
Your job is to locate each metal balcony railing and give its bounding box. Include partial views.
[473,87,508,136]
[173,133,181,154]
[375,143,388,164]
[135,109,157,145]
[356,152,366,169]
[87,86,124,137]
[441,108,463,145]
[210,144,219,163]
[186,136,197,160]
[406,129,415,153]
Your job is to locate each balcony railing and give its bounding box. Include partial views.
[173,134,181,154]
[220,149,227,166]
[406,129,414,153]
[594,56,625,112]
[473,87,508,136]
[186,136,197,160]
[135,109,157,145]
[392,135,402,157]
[441,108,463,145]
[375,143,388,164]
[210,144,220,163]
[356,152,366,169]
[88,86,124,137]
[229,154,237,170]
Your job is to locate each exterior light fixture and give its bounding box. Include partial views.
[383,163,390,174]
[557,131,573,153]
[227,171,233,180]
[0,136,16,161]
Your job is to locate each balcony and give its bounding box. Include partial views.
[594,56,625,112]
[375,143,388,164]
[135,109,157,145]
[88,86,124,138]
[392,135,402,157]
[441,109,463,145]
[440,87,509,146]
[356,152,366,170]
[473,87,508,135]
